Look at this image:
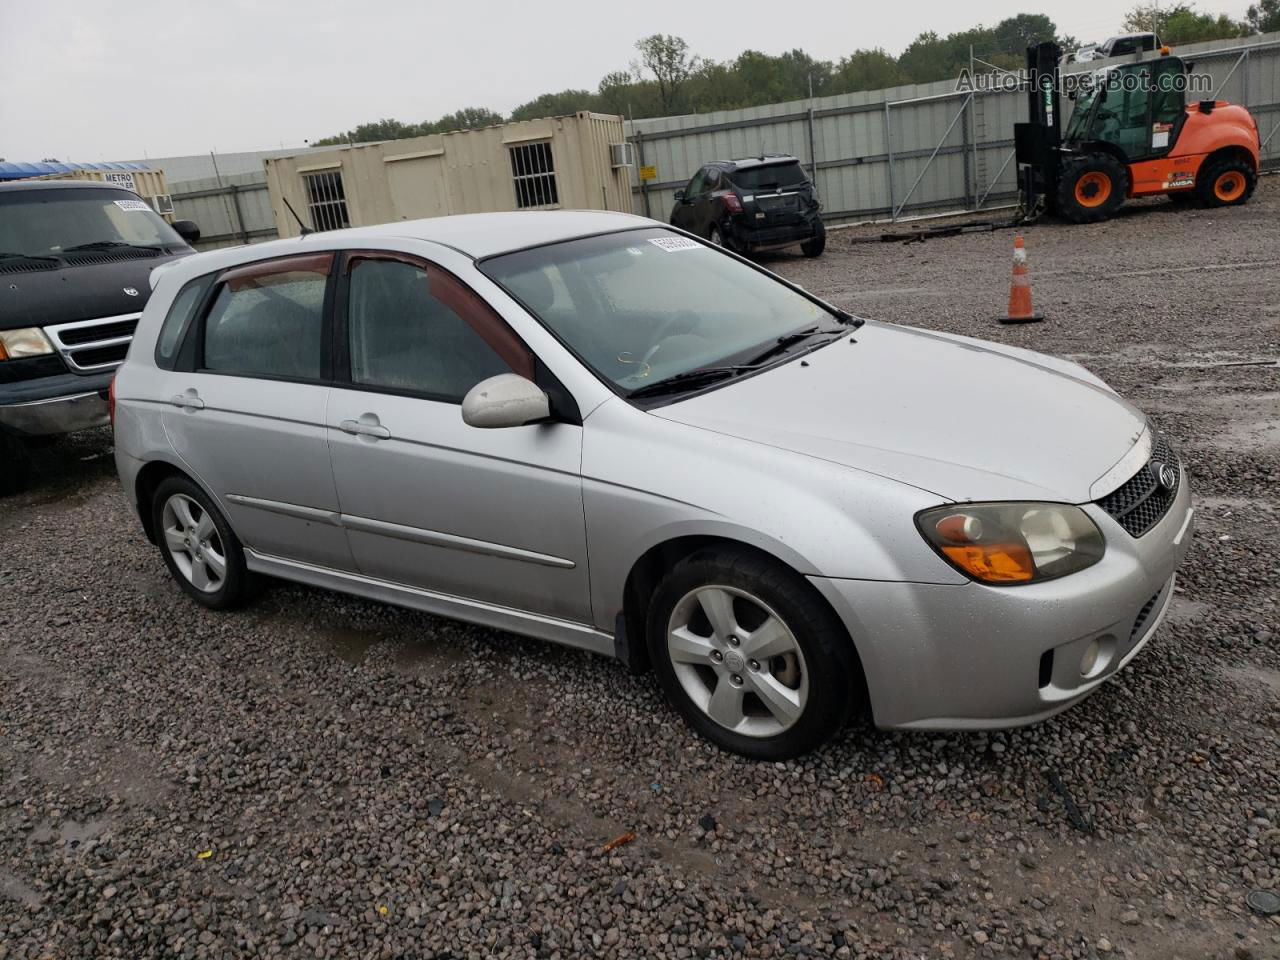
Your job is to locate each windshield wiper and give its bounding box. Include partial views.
[627,365,755,400]
[742,326,843,366]
[61,241,163,253]
[0,251,60,262]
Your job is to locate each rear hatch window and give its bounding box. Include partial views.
[730,163,809,191]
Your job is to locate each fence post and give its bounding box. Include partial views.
[883,100,895,222]
[635,131,651,219]
[807,106,819,200]
[229,184,249,245]
[961,96,973,210]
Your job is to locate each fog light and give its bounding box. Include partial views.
[1080,639,1101,677]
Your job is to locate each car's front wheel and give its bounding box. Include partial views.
[647,548,860,759]
[151,475,252,610]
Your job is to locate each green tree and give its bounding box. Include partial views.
[830,49,904,92]
[510,90,597,121]
[992,13,1058,53]
[1123,3,1250,42]
[634,34,700,113]
[1246,0,1280,31]
[435,107,505,131]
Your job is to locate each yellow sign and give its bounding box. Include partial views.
[639,165,658,182]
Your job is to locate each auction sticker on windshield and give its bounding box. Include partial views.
[648,237,703,252]
[114,199,152,212]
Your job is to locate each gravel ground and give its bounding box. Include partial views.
[1,181,1278,960]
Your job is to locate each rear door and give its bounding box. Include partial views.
[159,252,354,571]
[325,250,592,623]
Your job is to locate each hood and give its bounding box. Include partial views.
[0,252,189,329]
[651,321,1147,503]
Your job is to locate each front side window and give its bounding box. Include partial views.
[202,254,331,380]
[509,142,559,209]
[303,170,350,231]
[346,258,522,401]
[481,227,840,394]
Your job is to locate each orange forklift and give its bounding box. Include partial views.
[1015,42,1261,223]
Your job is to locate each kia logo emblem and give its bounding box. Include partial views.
[123,286,139,297]
[1150,461,1177,491]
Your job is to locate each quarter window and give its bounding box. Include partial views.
[203,255,331,380]
[509,142,560,209]
[303,169,351,231]
[346,258,525,401]
[155,274,213,368]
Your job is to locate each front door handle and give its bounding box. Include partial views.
[339,417,391,440]
[169,391,205,410]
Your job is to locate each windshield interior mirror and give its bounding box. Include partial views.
[172,219,201,244]
[462,374,550,428]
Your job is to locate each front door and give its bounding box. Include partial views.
[325,251,592,624]
[159,252,354,571]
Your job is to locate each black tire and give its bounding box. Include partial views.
[708,223,727,248]
[800,221,826,258]
[0,433,33,497]
[1196,156,1255,208]
[1056,154,1128,224]
[646,547,862,760]
[150,475,252,610]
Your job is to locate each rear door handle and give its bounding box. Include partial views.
[169,391,205,410]
[339,418,391,440]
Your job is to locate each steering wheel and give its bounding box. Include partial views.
[642,310,702,364]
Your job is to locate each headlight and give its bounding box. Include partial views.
[916,502,1105,585]
[0,328,55,361]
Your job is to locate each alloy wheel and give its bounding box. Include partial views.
[161,493,227,593]
[666,585,809,738]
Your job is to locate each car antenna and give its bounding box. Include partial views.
[282,197,314,237]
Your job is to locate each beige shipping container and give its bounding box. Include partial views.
[22,168,176,221]
[264,112,633,238]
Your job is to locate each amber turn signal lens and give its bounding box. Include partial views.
[940,543,1036,582]
[0,342,8,361]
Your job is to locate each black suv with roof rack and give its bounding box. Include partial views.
[0,180,200,494]
[670,154,824,258]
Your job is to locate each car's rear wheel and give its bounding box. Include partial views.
[152,475,251,610]
[708,223,726,247]
[647,548,860,759]
[801,221,826,257]
[1196,157,1255,208]
[0,433,32,496]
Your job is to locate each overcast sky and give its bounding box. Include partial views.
[0,0,1254,161]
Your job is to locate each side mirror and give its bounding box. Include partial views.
[674,189,686,202]
[172,219,201,244]
[461,374,550,428]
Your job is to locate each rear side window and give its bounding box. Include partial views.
[730,164,808,191]
[155,275,213,369]
[202,254,331,381]
[346,257,526,401]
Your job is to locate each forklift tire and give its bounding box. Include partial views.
[1056,155,1127,224]
[1196,157,1255,208]
[0,432,33,497]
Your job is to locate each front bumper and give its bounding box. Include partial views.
[0,371,113,437]
[810,467,1195,729]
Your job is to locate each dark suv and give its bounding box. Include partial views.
[670,155,824,257]
[0,180,200,493]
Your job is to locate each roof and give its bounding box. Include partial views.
[0,179,137,193]
[265,211,655,262]
[0,160,152,181]
[713,154,799,171]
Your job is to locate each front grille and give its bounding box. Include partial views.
[57,318,138,345]
[43,313,141,374]
[1096,431,1180,537]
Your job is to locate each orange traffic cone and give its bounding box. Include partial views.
[999,235,1044,324]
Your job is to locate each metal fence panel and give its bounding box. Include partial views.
[628,33,1280,225]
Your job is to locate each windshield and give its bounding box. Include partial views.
[480,227,842,395]
[0,188,185,257]
[730,163,808,191]
[1064,86,1101,141]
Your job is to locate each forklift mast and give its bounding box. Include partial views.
[1014,41,1064,217]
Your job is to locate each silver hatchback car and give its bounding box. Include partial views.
[113,212,1193,759]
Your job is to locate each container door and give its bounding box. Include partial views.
[386,155,450,220]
